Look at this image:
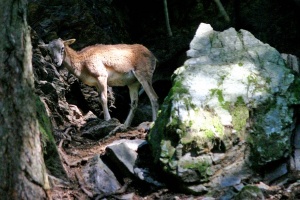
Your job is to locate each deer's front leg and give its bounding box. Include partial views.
[96,77,111,121]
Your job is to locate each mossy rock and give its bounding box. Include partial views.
[148,24,300,193]
[235,185,265,200]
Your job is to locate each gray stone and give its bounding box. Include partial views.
[82,155,121,196]
[234,185,265,200]
[113,193,135,200]
[149,23,300,193]
[105,139,143,175]
[202,197,216,200]
[211,153,225,164]
[220,176,241,188]
[292,149,300,171]
[107,139,146,151]
[234,183,244,192]
[281,53,300,73]
[219,189,236,200]
[264,163,288,183]
[176,153,212,183]
[186,184,208,194]
[133,167,164,187]
[80,118,122,140]
[293,124,300,148]
[106,139,163,186]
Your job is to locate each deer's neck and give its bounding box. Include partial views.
[63,46,82,78]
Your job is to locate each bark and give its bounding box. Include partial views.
[213,0,230,22]
[0,0,49,199]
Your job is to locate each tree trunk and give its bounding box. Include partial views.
[0,0,49,199]
[213,0,230,22]
[163,0,173,37]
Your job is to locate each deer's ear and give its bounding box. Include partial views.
[38,43,49,49]
[64,39,76,45]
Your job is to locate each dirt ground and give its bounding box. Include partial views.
[47,123,300,200]
[47,124,203,200]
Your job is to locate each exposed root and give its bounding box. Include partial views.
[57,139,75,178]
[54,126,75,141]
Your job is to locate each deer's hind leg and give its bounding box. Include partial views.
[133,72,159,122]
[124,81,140,127]
[96,77,111,121]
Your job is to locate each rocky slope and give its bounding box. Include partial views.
[28,0,300,199]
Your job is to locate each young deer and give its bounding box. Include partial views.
[39,38,159,127]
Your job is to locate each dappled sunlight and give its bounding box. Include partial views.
[148,23,300,197]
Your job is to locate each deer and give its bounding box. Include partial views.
[39,38,159,127]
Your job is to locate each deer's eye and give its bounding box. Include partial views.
[61,47,64,53]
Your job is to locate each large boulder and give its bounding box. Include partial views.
[148,23,300,193]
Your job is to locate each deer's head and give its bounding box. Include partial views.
[39,38,75,66]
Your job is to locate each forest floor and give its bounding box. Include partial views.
[47,124,201,200]
[47,122,300,200]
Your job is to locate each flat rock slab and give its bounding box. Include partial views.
[105,139,146,175]
[82,155,121,196]
[107,139,146,151]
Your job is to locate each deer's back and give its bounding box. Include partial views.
[78,44,155,73]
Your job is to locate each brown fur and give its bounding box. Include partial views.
[64,44,156,87]
[41,39,159,126]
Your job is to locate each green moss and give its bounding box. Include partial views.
[204,129,215,140]
[231,97,249,139]
[164,76,189,105]
[179,111,224,151]
[247,97,293,167]
[148,106,169,162]
[211,89,223,102]
[35,96,66,178]
[231,106,249,138]
[265,77,272,84]
[287,76,300,105]
[148,81,178,163]
[238,62,243,67]
[35,96,54,146]
[210,89,230,110]
[212,115,224,136]
[173,82,189,97]
[235,185,264,200]
[183,96,197,112]
[219,75,227,85]
[179,158,212,181]
[235,96,245,105]
[249,134,291,166]
[247,74,258,85]
[160,140,176,160]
